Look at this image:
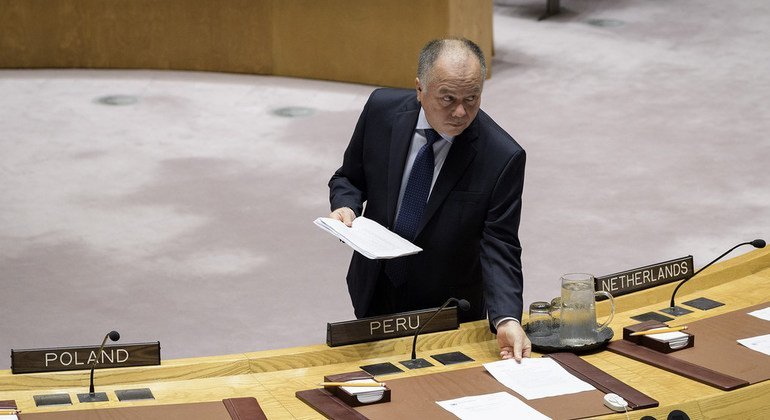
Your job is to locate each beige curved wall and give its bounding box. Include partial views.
[0,0,493,88]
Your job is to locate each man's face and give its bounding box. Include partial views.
[416,54,483,137]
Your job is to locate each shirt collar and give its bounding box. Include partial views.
[417,108,454,144]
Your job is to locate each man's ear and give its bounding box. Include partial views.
[415,77,422,102]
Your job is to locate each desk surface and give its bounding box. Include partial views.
[2,248,769,419]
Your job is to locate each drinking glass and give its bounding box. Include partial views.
[527,301,554,337]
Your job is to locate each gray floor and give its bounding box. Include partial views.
[1,0,768,368]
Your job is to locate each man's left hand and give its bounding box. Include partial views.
[497,320,531,362]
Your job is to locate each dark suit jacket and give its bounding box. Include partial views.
[329,88,526,329]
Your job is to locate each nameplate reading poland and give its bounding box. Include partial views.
[11,342,161,374]
[595,256,693,298]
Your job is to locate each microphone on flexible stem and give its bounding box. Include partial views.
[401,298,470,369]
[77,330,120,403]
[661,239,765,316]
[411,298,471,360]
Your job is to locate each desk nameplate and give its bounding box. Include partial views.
[11,342,160,374]
[327,307,458,347]
[596,256,693,299]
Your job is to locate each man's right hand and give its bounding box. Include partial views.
[329,207,356,227]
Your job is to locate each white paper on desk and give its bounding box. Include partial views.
[314,216,422,259]
[436,391,551,420]
[737,333,770,356]
[0,415,19,420]
[483,358,595,400]
[647,330,691,349]
[748,306,770,321]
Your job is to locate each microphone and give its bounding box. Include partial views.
[78,330,120,403]
[410,298,470,360]
[663,239,765,316]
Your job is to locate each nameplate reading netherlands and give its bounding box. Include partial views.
[327,307,459,347]
[595,256,693,298]
[11,342,161,374]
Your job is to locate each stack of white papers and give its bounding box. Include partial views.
[738,307,770,356]
[339,379,386,404]
[645,328,691,350]
[748,306,770,321]
[437,392,551,420]
[737,334,770,356]
[314,216,422,259]
[483,358,595,400]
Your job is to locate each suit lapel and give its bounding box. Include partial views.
[387,107,420,228]
[415,121,479,238]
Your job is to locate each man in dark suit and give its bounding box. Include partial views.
[328,38,530,360]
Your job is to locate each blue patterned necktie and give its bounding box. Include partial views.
[386,128,441,287]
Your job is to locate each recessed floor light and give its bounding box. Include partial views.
[94,95,139,106]
[586,18,625,28]
[272,106,315,118]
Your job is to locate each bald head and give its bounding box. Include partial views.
[417,38,487,91]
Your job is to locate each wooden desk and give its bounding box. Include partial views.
[2,248,768,419]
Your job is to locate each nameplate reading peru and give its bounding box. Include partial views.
[327,307,459,347]
[595,256,693,298]
[11,342,161,374]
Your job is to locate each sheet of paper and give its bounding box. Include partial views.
[436,391,551,420]
[648,331,689,341]
[0,415,19,420]
[747,306,770,321]
[647,329,691,349]
[737,333,770,356]
[340,379,386,403]
[483,358,595,400]
[314,217,422,259]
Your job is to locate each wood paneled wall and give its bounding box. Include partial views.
[0,0,493,88]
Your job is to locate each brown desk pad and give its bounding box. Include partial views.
[299,353,658,419]
[296,389,369,420]
[356,366,609,420]
[608,302,770,389]
[18,397,265,420]
[546,352,658,410]
[0,400,17,410]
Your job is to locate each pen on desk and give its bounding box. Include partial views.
[319,381,385,387]
[630,326,688,336]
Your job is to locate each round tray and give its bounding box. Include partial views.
[525,323,614,354]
